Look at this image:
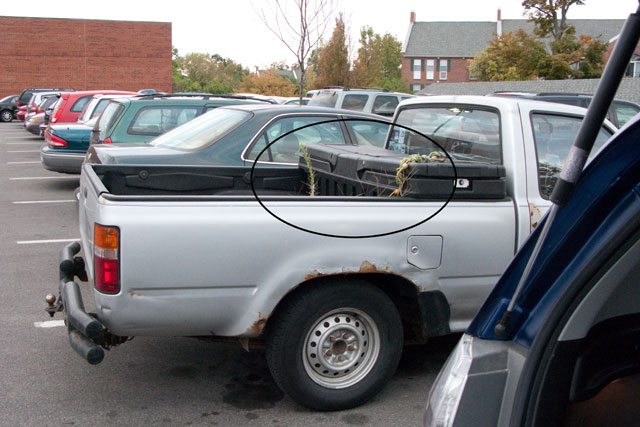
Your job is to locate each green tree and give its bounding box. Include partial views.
[523,1,608,79]
[173,52,248,94]
[468,29,548,81]
[350,27,407,91]
[522,0,584,49]
[315,14,349,87]
[240,70,298,96]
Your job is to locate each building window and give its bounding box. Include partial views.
[625,61,640,77]
[411,84,424,93]
[412,59,422,80]
[439,59,449,80]
[426,60,434,80]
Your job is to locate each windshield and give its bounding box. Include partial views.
[388,106,502,164]
[150,108,251,150]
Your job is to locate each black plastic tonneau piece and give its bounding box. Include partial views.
[494,4,640,338]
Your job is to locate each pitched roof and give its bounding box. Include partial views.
[403,19,625,58]
[417,78,640,104]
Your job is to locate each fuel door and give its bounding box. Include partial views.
[407,235,443,270]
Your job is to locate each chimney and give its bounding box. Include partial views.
[410,11,416,23]
[496,8,503,37]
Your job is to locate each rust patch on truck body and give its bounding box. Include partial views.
[530,202,542,229]
[249,312,267,336]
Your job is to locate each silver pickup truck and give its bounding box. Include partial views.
[48,96,616,411]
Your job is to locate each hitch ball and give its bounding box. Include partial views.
[45,293,56,306]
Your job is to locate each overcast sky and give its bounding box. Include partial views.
[2,0,637,69]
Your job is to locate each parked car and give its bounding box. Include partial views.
[24,91,59,125]
[49,90,136,125]
[16,105,27,121]
[16,87,71,109]
[308,87,414,117]
[87,104,392,166]
[491,91,640,128]
[42,94,266,174]
[283,97,311,105]
[89,93,276,146]
[0,94,18,122]
[425,9,640,426]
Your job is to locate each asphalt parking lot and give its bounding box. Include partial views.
[0,121,458,426]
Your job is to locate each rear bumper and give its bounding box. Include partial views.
[59,241,106,364]
[40,145,84,174]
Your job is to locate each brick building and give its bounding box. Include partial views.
[402,11,629,93]
[0,16,172,98]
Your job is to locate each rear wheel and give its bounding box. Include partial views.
[0,109,13,122]
[266,280,403,410]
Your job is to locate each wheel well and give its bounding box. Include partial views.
[268,273,443,344]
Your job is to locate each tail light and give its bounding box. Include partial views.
[94,224,120,294]
[30,103,37,113]
[104,137,113,144]
[44,130,67,147]
[51,107,63,123]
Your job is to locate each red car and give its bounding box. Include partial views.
[16,105,27,121]
[49,90,136,124]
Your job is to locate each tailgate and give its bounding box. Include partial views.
[78,164,106,282]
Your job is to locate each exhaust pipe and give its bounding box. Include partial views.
[68,329,104,365]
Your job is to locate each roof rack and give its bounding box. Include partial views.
[132,93,277,104]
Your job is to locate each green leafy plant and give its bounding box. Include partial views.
[391,151,446,197]
[299,143,318,196]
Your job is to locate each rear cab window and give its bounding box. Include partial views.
[532,113,613,199]
[128,106,201,136]
[389,105,502,165]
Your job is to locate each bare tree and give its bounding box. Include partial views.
[254,0,334,101]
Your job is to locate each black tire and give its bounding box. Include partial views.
[266,280,403,411]
[0,109,13,122]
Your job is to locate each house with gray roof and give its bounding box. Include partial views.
[401,11,634,93]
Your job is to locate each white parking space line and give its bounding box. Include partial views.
[13,200,75,204]
[7,150,40,153]
[10,176,78,180]
[7,161,41,164]
[17,238,79,245]
[34,320,65,328]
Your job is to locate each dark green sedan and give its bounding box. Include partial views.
[86,104,391,167]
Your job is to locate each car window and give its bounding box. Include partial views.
[532,113,613,199]
[372,95,399,116]
[613,102,640,127]
[308,92,338,108]
[246,116,345,163]
[150,108,250,150]
[389,106,502,165]
[128,106,200,136]
[41,96,59,111]
[97,102,124,142]
[340,94,369,111]
[92,99,112,118]
[345,120,390,147]
[19,91,34,105]
[71,96,92,113]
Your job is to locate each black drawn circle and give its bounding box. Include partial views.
[249,117,457,239]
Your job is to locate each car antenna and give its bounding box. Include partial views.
[494,3,640,337]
